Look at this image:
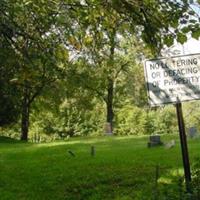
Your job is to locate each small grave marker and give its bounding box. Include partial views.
[188,127,197,138]
[165,140,176,149]
[148,135,163,148]
[91,146,95,157]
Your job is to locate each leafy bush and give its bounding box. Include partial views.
[191,157,200,199]
[115,105,146,135]
[115,105,177,136]
[29,100,105,142]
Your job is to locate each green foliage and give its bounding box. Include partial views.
[109,0,193,54]
[0,0,72,139]
[28,90,105,141]
[0,136,20,143]
[115,105,146,135]
[177,32,188,44]
[183,102,200,131]
[191,157,200,198]
[1,0,200,140]
[0,82,20,126]
[192,29,200,40]
[115,105,177,136]
[0,59,21,126]
[163,35,174,47]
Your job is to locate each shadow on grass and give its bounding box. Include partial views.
[0,136,21,143]
[63,165,189,200]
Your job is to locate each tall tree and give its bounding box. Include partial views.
[0,0,69,140]
[64,4,139,134]
[0,39,21,126]
[62,0,198,134]
[1,0,199,139]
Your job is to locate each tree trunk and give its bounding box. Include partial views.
[21,84,30,141]
[106,78,114,134]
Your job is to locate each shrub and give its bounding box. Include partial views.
[115,105,177,136]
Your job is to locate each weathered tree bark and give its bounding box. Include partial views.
[19,76,48,141]
[105,28,116,135]
[21,84,30,141]
[106,78,114,134]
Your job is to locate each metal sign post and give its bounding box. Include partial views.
[175,101,191,192]
[143,54,198,193]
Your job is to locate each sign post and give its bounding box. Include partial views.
[175,100,191,192]
[143,53,200,192]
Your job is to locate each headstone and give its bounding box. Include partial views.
[187,127,197,138]
[165,140,176,149]
[91,146,95,157]
[148,135,163,148]
[105,122,112,135]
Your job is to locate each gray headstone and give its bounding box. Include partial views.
[105,123,112,135]
[188,127,197,138]
[150,135,161,143]
[148,135,163,148]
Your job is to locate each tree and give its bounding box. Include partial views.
[0,0,69,140]
[1,0,199,139]
[0,41,21,126]
[0,1,21,126]
[61,0,188,134]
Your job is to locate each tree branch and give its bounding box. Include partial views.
[83,84,107,103]
[114,61,129,81]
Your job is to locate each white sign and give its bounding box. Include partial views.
[144,53,200,106]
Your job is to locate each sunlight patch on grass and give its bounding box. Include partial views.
[34,135,137,148]
[158,177,172,184]
[35,140,79,147]
[34,138,106,148]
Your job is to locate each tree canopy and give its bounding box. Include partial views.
[1,0,200,140]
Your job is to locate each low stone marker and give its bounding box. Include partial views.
[187,127,197,138]
[148,135,163,148]
[91,146,95,157]
[165,140,176,149]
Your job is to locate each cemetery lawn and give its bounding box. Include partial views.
[1,134,200,200]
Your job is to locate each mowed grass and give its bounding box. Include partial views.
[0,134,200,200]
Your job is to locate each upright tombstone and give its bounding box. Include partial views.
[148,135,163,147]
[104,122,112,135]
[188,126,197,138]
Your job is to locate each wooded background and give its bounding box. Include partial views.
[1,0,200,142]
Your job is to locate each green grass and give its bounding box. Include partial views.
[0,134,200,200]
